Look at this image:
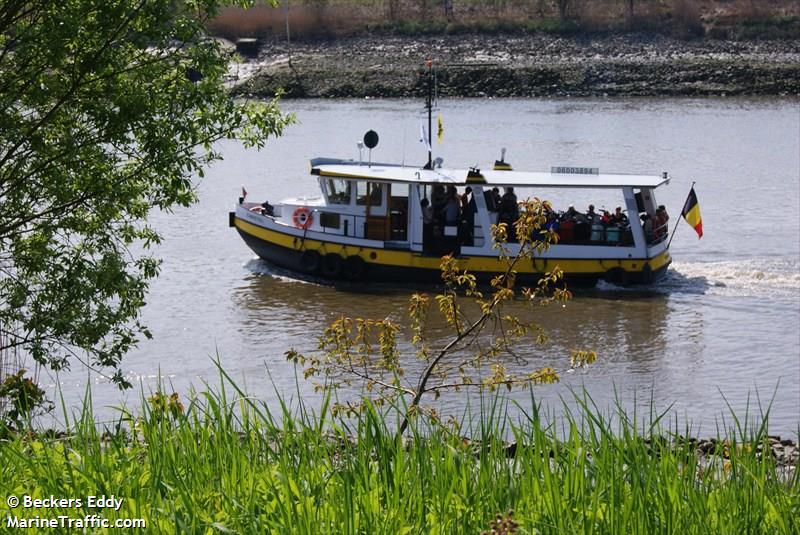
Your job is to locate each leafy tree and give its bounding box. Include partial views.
[0,1,292,388]
[288,198,596,435]
[0,369,51,434]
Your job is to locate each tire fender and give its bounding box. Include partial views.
[344,255,367,280]
[299,250,321,274]
[321,253,344,279]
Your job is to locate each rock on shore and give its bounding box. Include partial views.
[230,34,800,98]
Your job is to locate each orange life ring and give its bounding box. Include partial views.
[292,207,312,229]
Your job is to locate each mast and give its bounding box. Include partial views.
[425,59,433,169]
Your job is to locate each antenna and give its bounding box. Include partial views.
[401,121,406,168]
[363,130,379,167]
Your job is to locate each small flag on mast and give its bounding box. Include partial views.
[419,119,431,151]
[437,113,444,143]
[680,186,703,239]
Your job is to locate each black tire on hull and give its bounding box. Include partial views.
[238,225,667,286]
[299,249,321,274]
[343,255,367,280]
[605,267,628,286]
[641,263,653,284]
[321,253,344,279]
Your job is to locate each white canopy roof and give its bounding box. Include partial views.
[310,159,669,189]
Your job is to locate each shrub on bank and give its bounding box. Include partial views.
[0,374,797,533]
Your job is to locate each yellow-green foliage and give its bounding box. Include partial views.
[289,197,592,434]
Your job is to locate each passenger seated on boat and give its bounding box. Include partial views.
[573,216,590,241]
[498,187,519,240]
[421,198,436,248]
[563,204,579,222]
[460,187,472,210]
[545,211,560,233]
[421,198,434,225]
[601,210,612,226]
[653,206,668,241]
[431,184,446,216]
[586,204,598,223]
[444,190,460,225]
[460,187,477,246]
[658,204,669,227]
[499,187,518,217]
[249,200,274,216]
[641,213,654,243]
[559,218,575,243]
[492,187,502,209]
[483,187,498,212]
[612,206,629,227]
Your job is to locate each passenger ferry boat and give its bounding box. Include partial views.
[230,67,672,286]
[230,153,672,286]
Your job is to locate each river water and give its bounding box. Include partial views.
[46,98,800,437]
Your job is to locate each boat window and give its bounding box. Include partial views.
[390,184,409,199]
[326,178,351,204]
[356,182,384,206]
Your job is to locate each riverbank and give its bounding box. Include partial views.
[1,381,797,533]
[230,34,800,98]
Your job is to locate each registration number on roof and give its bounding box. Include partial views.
[551,166,599,175]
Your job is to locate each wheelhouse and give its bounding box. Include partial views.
[303,159,670,259]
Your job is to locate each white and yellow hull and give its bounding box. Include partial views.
[231,208,671,286]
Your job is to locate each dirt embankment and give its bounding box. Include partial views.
[229,34,800,98]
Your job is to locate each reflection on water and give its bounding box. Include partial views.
[232,257,674,395]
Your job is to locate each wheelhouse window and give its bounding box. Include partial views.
[356,182,384,206]
[390,183,409,201]
[326,178,352,204]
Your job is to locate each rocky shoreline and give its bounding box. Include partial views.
[229,34,800,98]
[321,430,798,482]
[422,433,798,481]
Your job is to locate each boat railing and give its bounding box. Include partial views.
[482,210,672,248]
[649,220,670,245]
[240,200,277,218]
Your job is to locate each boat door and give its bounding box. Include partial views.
[357,181,388,240]
[388,183,409,242]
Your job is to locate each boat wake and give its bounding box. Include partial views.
[666,259,800,299]
[595,258,800,298]
[246,255,799,300]
[244,258,319,285]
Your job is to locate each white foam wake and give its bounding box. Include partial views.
[244,258,317,285]
[667,258,800,298]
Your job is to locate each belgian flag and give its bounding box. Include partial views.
[681,186,703,238]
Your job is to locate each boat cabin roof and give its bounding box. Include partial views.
[310,159,669,189]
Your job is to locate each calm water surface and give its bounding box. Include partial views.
[47,98,800,437]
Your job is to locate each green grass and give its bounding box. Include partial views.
[0,371,797,534]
